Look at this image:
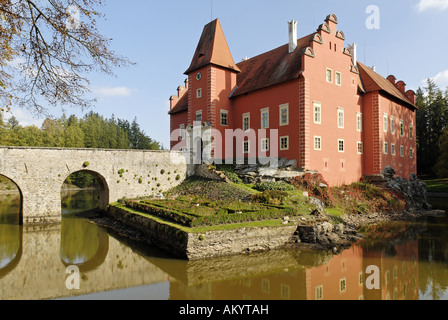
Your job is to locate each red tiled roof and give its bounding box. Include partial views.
[231,35,312,97]
[185,19,241,75]
[357,62,417,109]
[168,93,188,115]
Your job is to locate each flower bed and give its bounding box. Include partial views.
[124,197,299,228]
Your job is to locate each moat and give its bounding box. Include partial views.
[0,189,447,300]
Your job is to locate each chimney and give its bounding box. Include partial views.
[169,95,179,110]
[387,75,396,85]
[348,43,357,67]
[406,90,416,104]
[184,78,189,90]
[288,20,298,54]
[396,81,406,93]
[177,86,186,98]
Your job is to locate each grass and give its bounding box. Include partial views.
[424,178,448,193]
[118,174,409,232]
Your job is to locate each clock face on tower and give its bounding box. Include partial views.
[196,72,202,81]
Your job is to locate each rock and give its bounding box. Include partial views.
[309,197,325,215]
[380,166,432,211]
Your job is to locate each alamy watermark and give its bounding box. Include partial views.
[65,265,80,290]
[366,5,381,30]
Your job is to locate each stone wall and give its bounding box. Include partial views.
[107,204,298,260]
[0,147,192,225]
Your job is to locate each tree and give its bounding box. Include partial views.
[0,0,132,115]
[416,79,448,176]
[435,127,448,177]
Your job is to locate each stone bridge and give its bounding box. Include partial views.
[0,147,190,225]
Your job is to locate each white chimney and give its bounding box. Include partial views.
[348,42,358,67]
[288,20,298,54]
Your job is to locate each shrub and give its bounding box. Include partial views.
[291,173,335,206]
[251,190,289,204]
[83,161,90,168]
[254,181,295,192]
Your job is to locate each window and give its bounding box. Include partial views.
[357,113,363,132]
[339,278,347,293]
[326,68,333,83]
[384,142,388,155]
[314,136,322,151]
[315,286,324,300]
[279,104,289,126]
[243,113,250,132]
[314,102,322,124]
[391,144,396,156]
[357,142,363,154]
[243,141,250,154]
[261,108,269,129]
[391,116,395,134]
[383,114,388,132]
[335,72,342,86]
[261,279,270,294]
[179,124,185,141]
[196,88,202,98]
[410,148,414,159]
[195,111,203,123]
[338,139,345,153]
[400,145,405,157]
[410,124,414,140]
[261,138,269,152]
[400,120,404,137]
[220,110,229,126]
[280,136,289,150]
[338,108,344,129]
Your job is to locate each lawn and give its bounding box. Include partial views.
[424,178,448,193]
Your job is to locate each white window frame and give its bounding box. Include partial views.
[261,138,269,152]
[383,113,388,133]
[335,71,342,86]
[220,110,229,126]
[410,124,414,140]
[384,142,388,155]
[326,68,333,83]
[243,140,250,154]
[242,113,250,132]
[391,116,395,134]
[400,145,405,157]
[314,136,322,151]
[338,139,345,153]
[261,108,269,129]
[179,124,185,141]
[280,136,289,151]
[400,120,404,137]
[357,112,363,132]
[391,144,396,156]
[279,104,289,126]
[410,148,414,159]
[314,102,322,125]
[357,142,363,154]
[338,107,345,129]
[195,110,203,123]
[196,88,202,99]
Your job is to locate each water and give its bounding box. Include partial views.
[0,190,448,300]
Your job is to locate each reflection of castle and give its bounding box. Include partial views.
[169,242,419,301]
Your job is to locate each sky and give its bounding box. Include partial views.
[4,0,448,148]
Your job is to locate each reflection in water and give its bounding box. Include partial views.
[1,189,448,300]
[61,189,100,216]
[0,194,21,225]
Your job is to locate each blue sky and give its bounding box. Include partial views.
[5,0,448,148]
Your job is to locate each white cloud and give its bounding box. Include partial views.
[4,109,44,128]
[416,0,448,12]
[432,69,448,89]
[95,86,134,97]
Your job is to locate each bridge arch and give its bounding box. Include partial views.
[62,170,110,212]
[0,174,23,225]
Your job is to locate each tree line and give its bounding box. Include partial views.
[416,79,448,178]
[0,111,163,151]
